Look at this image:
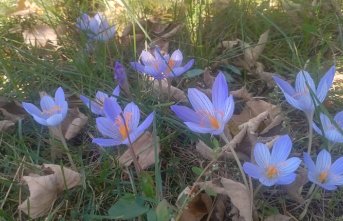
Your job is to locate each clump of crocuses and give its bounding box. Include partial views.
[22,87,68,127]
[131,48,194,80]
[76,13,115,42]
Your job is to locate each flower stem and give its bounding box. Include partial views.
[56,126,76,170]
[307,114,314,154]
[220,133,249,188]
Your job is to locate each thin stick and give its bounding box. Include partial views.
[56,126,76,170]
[307,113,314,154]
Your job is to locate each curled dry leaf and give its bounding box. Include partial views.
[231,87,253,101]
[285,167,308,203]
[18,164,81,218]
[0,120,15,132]
[0,97,26,132]
[195,140,215,160]
[118,132,160,170]
[49,107,88,140]
[22,24,58,47]
[198,178,252,221]
[265,214,291,221]
[203,68,215,88]
[176,186,213,221]
[153,79,187,102]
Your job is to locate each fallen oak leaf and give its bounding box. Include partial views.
[118,132,160,170]
[18,164,81,219]
[231,87,253,101]
[153,79,187,102]
[284,167,308,203]
[198,178,252,221]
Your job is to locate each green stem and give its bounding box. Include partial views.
[57,126,76,170]
[307,113,314,154]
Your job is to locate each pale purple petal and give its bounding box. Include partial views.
[277,157,301,176]
[188,88,215,116]
[22,102,43,118]
[312,122,323,136]
[243,162,263,179]
[46,114,63,126]
[40,96,55,112]
[259,176,278,186]
[141,50,156,66]
[295,70,316,94]
[276,173,296,185]
[123,102,140,130]
[316,149,332,172]
[328,175,343,186]
[303,152,316,172]
[112,86,120,98]
[170,49,183,67]
[96,117,120,139]
[54,87,65,106]
[80,95,103,115]
[253,143,270,168]
[334,111,343,126]
[319,183,337,191]
[316,66,335,102]
[95,91,109,102]
[92,138,120,147]
[222,96,234,123]
[32,116,48,126]
[184,122,214,134]
[129,112,154,142]
[212,72,228,112]
[103,98,122,121]
[271,135,292,163]
[59,101,68,119]
[170,105,201,123]
[330,157,343,175]
[273,76,296,95]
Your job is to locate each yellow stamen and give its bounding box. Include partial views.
[42,105,61,115]
[266,166,278,178]
[209,116,220,129]
[115,112,132,140]
[318,171,328,183]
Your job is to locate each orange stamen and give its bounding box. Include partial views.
[115,112,132,140]
[42,105,61,115]
[318,171,328,183]
[209,116,220,129]
[266,166,278,178]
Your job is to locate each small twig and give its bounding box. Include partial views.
[306,114,314,154]
[56,126,76,170]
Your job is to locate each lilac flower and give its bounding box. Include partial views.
[93,98,154,147]
[304,149,343,190]
[114,61,127,87]
[313,112,343,143]
[22,87,68,127]
[243,135,301,186]
[80,86,120,116]
[171,72,234,135]
[130,48,194,80]
[273,66,335,118]
[76,13,115,42]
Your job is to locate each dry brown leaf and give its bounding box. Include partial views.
[199,178,252,221]
[252,30,269,62]
[118,132,160,170]
[0,120,15,132]
[265,214,291,221]
[211,194,227,221]
[22,24,58,47]
[203,68,215,88]
[231,87,253,101]
[195,140,215,160]
[285,167,308,203]
[49,108,88,140]
[153,79,187,102]
[18,164,81,218]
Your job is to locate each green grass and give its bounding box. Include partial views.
[1,0,343,220]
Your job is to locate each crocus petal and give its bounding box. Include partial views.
[319,113,332,131]
[212,72,228,112]
[334,111,343,126]
[295,70,316,94]
[40,96,55,112]
[222,96,234,123]
[96,117,120,139]
[276,173,296,185]
[32,116,48,126]
[273,76,303,111]
[254,143,270,168]
[319,183,337,191]
[54,87,65,106]
[22,102,43,118]
[188,88,215,116]
[80,95,103,115]
[112,86,120,98]
[330,157,343,175]
[46,114,63,126]
[140,50,156,66]
[259,176,278,187]
[95,91,109,102]
[277,157,301,175]
[316,66,335,102]
[312,122,323,136]
[283,91,307,112]
[76,14,90,30]
[243,162,263,179]
[59,101,68,119]
[316,149,332,172]
[130,112,154,141]
[170,49,183,67]
[103,98,122,121]
[326,130,343,143]
[271,135,292,163]
[328,175,343,186]
[303,152,316,172]
[170,105,201,123]
[92,138,120,147]
[184,122,214,134]
[123,102,140,130]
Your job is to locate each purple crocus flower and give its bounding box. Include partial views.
[313,111,343,143]
[243,135,301,186]
[80,86,120,116]
[130,48,194,80]
[76,13,115,42]
[304,149,343,190]
[273,66,335,118]
[114,61,127,87]
[171,72,234,135]
[92,98,154,147]
[22,87,68,127]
